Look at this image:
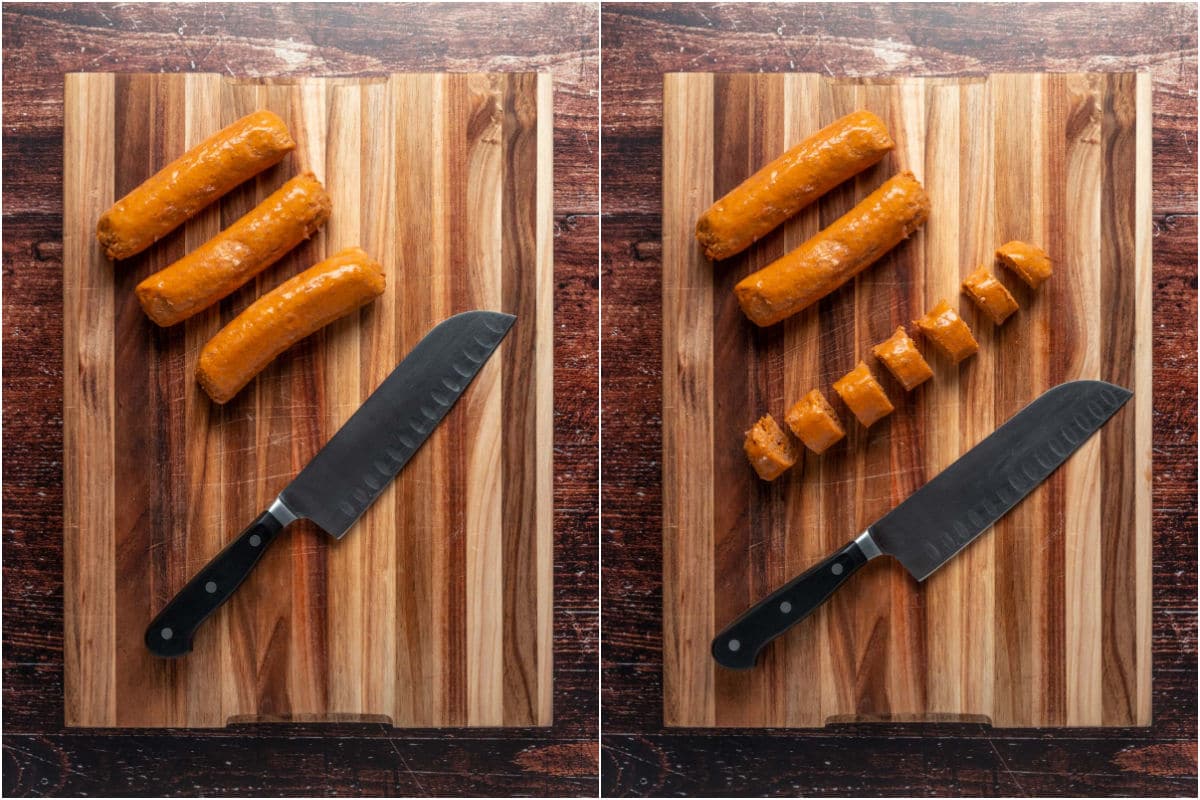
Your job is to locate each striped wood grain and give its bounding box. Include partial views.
[661,73,1152,728]
[63,73,553,728]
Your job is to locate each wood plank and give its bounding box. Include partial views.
[62,73,554,728]
[989,72,1049,728]
[460,73,505,726]
[322,79,365,716]
[500,72,544,726]
[955,77,997,721]
[922,79,964,717]
[357,78,398,723]
[779,72,825,728]
[815,79,872,722]
[534,71,556,727]
[661,72,715,727]
[661,72,1152,728]
[1133,72,1154,728]
[181,73,228,727]
[1053,72,1104,726]
[63,72,117,727]
[392,71,448,726]
[110,72,186,727]
[877,78,925,720]
[1100,71,1141,727]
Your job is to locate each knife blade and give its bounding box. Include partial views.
[145,310,516,657]
[711,379,1132,670]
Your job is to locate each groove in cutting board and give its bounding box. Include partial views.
[661,73,1152,728]
[63,72,554,729]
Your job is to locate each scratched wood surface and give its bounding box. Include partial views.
[62,72,553,729]
[662,72,1152,729]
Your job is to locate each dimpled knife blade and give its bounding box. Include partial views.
[867,379,1133,580]
[710,379,1133,670]
[280,310,516,537]
[146,310,516,657]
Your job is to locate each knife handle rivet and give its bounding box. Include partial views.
[205,581,217,594]
[727,639,741,652]
[779,601,793,614]
[160,627,173,640]
[249,534,262,547]
[831,563,844,576]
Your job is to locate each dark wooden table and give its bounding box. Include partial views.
[2,3,598,796]
[601,3,1197,796]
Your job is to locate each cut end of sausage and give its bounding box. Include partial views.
[95,213,126,261]
[833,361,895,428]
[914,299,980,364]
[743,414,798,481]
[996,240,1052,289]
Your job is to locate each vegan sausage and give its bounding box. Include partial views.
[136,172,332,327]
[915,299,979,364]
[734,171,930,327]
[996,240,1053,289]
[785,389,846,454]
[832,361,894,428]
[871,326,933,390]
[696,110,895,261]
[196,247,385,404]
[961,266,1018,324]
[97,110,295,260]
[743,414,798,481]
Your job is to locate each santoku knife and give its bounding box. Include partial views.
[146,310,516,657]
[711,379,1132,670]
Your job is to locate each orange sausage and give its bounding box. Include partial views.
[136,172,331,327]
[961,266,1018,324]
[743,414,798,481]
[197,247,385,404]
[785,389,845,454]
[96,110,295,260]
[871,326,933,390]
[996,240,1052,289]
[696,111,894,260]
[915,299,979,364]
[833,361,894,428]
[734,171,930,327]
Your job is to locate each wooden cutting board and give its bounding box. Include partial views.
[662,73,1151,728]
[63,73,553,728]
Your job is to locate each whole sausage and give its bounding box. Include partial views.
[197,247,385,404]
[696,110,895,261]
[96,110,295,260]
[136,172,332,327]
[734,171,930,327]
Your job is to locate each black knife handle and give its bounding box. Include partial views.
[711,538,870,669]
[144,510,286,658]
